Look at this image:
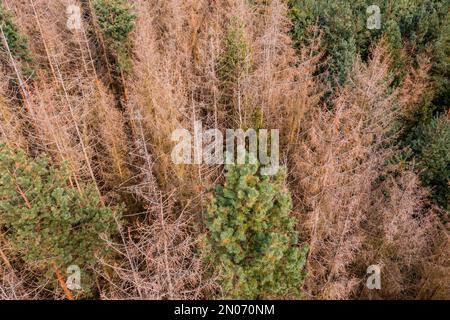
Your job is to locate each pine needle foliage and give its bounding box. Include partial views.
[0,4,34,79]
[204,157,307,299]
[94,0,136,72]
[0,144,119,293]
[410,116,450,210]
[288,0,449,86]
[0,4,32,63]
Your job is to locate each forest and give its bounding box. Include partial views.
[0,0,448,300]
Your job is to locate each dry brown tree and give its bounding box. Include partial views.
[99,191,217,299]
[294,40,449,299]
[356,170,449,299]
[0,72,27,150]
[3,0,130,201]
[294,42,398,299]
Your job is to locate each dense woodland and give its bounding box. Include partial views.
[0,0,448,299]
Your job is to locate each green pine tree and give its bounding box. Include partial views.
[410,116,450,210]
[288,0,449,87]
[94,0,136,73]
[0,3,34,81]
[204,155,307,299]
[0,144,120,296]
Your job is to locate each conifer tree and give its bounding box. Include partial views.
[204,156,307,299]
[288,0,449,86]
[410,116,450,210]
[0,3,34,80]
[94,0,136,73]
[0,144,119,296]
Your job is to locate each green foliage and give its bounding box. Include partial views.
[409,116,450,210]
[218,17,251,82]
[94,0,136,73]
[288,0,449,87]
[0,5,32,62]
[94,0,135,43]
[204,157,307,299]
[432,10,450,109]
[0,4,34,79]
[289,0,361,84]
[0,144,119,293]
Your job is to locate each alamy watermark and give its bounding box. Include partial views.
[366,264,381,290]
[171,121,280,176]
[66,4,81,31]
[66,264,81,290]
[367,5,381,30]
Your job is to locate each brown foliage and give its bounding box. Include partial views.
[100,194,217,299]
[293,41,449,299]
[294,42,396,299]
[357,170,449,299]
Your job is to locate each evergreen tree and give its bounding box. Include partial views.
[94,0,136,73]
[432,10,450,109]
[204,156,307,299]
[0,3,34,80]
[288,0,449,87]
[410,116,450,210]
[217,17,251,127]
[0,144,119,295]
